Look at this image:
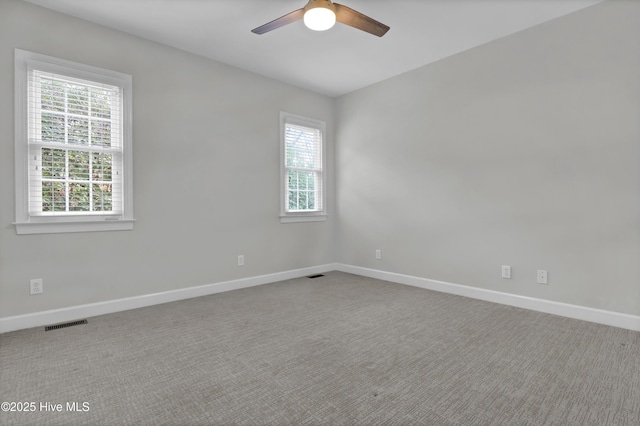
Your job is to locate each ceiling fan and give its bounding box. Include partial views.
[252,0,390,37]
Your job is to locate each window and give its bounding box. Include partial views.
[14,49,133,234]
[280,112,326,223]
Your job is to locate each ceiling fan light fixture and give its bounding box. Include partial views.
[251,0,389,37]
[303,4,336,31]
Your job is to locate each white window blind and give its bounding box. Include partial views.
[285,122,323,212]
[28,70,123,215]
[280,112,326,222]
[14,49,133,234]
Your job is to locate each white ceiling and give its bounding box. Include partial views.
[24,0,604,97]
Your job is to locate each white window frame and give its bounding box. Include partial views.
[280,112,327,223]
[14,49,134,234]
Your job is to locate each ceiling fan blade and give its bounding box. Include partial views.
[334,3,390,37]
[251,8,305,35]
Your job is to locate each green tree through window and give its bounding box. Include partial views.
[35,73,119,214]
[284,122,322,212]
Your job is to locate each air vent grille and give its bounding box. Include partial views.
[45,319,87,331]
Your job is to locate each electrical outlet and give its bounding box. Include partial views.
[237,255,244,267]
[375,249,381,260]
[501,265,511,279]
[30,278,43,295]
[537,270,548,284]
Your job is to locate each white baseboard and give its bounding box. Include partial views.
[335,264,640,332]
[0,263,339,334]
[3,263,638,333]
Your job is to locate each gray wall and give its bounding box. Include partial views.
[0,0,336,317]
[2,0,638,321]
[336,0,640,316]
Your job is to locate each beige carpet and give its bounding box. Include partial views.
[1,271,638,425]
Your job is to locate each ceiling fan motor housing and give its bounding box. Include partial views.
[304,0,336,13]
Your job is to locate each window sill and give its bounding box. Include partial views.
[14,219,135,235]
[280,214,327,224]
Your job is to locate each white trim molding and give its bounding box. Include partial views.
[279,111,327,223]
[335,264,640,332]
[0,264,339,334]
[2,264,638,334]
[14,49,134,235]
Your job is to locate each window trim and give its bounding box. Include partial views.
[280,112,327,223]
[14,49,134,234]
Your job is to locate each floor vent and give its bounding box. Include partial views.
[45,319,88,331]
[307,274,325,279]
